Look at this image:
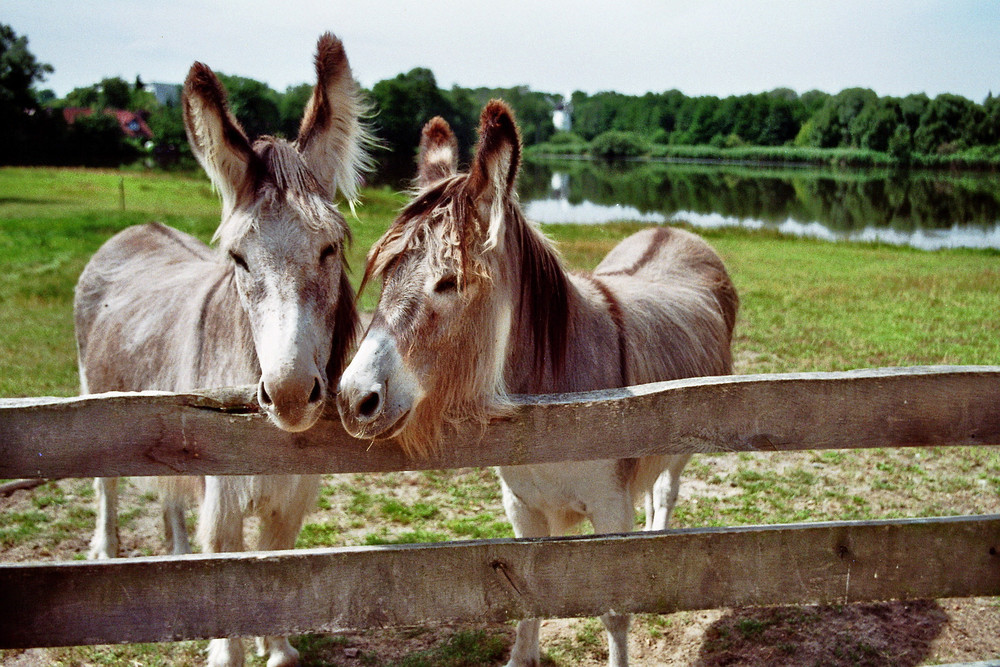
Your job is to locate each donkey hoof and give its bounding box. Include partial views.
[87,539,118,560]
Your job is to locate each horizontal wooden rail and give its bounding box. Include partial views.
[1,366,999,478]
[2,515,998,649]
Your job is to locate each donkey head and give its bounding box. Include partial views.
[183,33,366,432]
[338,102,543,455]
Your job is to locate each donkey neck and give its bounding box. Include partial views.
[190,259,259,388]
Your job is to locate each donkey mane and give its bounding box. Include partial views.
[364,175,571,377]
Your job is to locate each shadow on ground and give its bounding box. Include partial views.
[694,600,947,667]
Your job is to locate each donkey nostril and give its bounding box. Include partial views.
[358,391,381,418]
[308,378,322,404]
[259,382,273,406]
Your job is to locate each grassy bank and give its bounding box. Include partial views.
[2,166,1000,665]
[527,141,1000,170]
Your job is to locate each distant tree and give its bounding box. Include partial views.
[899,94,929,133]
[913,93,980,154]
[759,97,800,145]
[974,93,1000,146]
[568,90,617,141]
[146,100,188,167]
[0,23,56,164]
[442,85,478,158]
[100,76,132,109]
[799,90,830,117]
[849,97,901,151]
[767,87,799,103]
[279,83,313,138]
[801,88,878,148]
[672,95,722,145]
[62,84,100,108]
[216,74,281,140]
[463,85,560,145]
[370,68,472,161]
[35,88,55,105]
[656,89,687,136]
[60,77,154,112]
[888,124,913,163]
[0,23,52,110]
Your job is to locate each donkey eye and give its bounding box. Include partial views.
[319,244,337,263]
[434,275,458,293]
[228,250,249,271]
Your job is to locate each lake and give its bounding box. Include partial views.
[518,158,1000,251]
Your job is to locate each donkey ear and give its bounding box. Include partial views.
[416,116,458,188]
[183,62,257,218]
[467,100,521,248]
[295,32,373,204]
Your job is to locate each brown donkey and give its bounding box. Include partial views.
[337,103,738,667]
[75,33,369,667]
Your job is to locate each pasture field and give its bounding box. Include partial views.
[1,166,1000,665]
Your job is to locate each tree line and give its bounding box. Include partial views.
[3,23,999,171]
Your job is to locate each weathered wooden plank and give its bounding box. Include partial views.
[1,366,999,478]
[2,515,998,649]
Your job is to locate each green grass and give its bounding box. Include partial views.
[389,629,509,667]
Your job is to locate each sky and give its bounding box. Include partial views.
[6,0,1000,103]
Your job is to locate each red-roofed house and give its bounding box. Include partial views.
[62,108,154,140]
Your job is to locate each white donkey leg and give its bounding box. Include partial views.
[501,482,549,667]
[163,499,191,555]
[199,477,247,667]
[252,476,319,667]
[643,491,654,531]
[648,455,690,532]
[254,636,298,667]
[206,638,244,667]
[591,498,636,667]
[88,477,119,559]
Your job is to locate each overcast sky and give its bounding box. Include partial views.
[6,0,999,102]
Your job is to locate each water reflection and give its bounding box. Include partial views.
[520,159,1000,250]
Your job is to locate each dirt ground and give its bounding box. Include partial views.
[3,460,1000,667]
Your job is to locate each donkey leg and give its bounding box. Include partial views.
[591,499,636,667]
[252,475,320,667]
[648,455,690,532]
[206,639,244,667]
[88,477,119,559]
[163,499,191,555]
[199,477,247,667]
[501,484,549,667]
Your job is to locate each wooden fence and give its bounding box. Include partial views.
[1,365,999,649]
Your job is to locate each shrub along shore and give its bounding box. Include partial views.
[527,135,1000,170]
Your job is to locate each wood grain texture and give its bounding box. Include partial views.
[2,515,998,649]
[2,366,999,478]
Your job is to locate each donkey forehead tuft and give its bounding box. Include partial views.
[254,139,326,196]
[211,139,349,248]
